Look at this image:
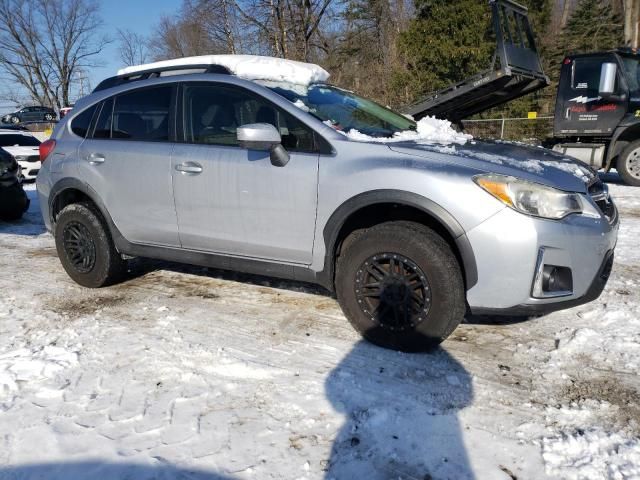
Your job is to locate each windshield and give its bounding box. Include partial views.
[0,134,41,147]
[622,56,640,94]
[266,83,416,137]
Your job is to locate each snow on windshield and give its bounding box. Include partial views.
[344,116,472,145]
[118,55,330,86]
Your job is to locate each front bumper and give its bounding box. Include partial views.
[465,204,619,315]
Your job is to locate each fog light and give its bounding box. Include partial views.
[532,248,574,298]
[542,265,573,293]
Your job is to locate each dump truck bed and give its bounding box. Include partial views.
[404,0,549,122]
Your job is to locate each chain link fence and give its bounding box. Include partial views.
[461,116,554,145]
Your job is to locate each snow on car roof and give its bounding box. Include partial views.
[117,55,331,86]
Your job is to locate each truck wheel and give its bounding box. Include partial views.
[335,221,465,352]
[54,203,126,288]
[618,140,640,187]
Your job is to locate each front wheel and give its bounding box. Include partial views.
[618,140,640,187]
[54,203,126,287]
[335,221,466,352]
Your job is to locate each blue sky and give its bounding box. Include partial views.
[90,0,181,88]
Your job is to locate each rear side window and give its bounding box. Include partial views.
[182,83,316,152]
[112,86,172,141]
[70,104,98,138]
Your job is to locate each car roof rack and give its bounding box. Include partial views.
[93,64,232,92]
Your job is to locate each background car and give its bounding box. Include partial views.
[1,106,56,124]
[0,146,29,220]
[0,129,42,181]
[60,105,74,118]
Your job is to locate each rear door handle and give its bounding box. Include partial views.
[87,153,105,165]
[175,162,203,174]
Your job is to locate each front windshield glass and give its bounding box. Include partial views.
[266,83,416,137]
[0,134,41,147]
[622,56,640,95]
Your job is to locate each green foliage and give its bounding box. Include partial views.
[393,0,494,102]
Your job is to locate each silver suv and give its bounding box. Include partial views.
[37,56,619,351]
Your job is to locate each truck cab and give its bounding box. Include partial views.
[552,49,640,186]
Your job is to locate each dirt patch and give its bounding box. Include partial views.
[47,293,129,319]
[618,207,640,218]
[27,247,58,258]
[133,273,220,300]
[560,376,640,432]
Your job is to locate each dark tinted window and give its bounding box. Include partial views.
[71,104,98,138]
[112,86,172,141]
[0,134,41,147]
[572,58,616,91]
[93,99,113,139]
[183,84,315,152]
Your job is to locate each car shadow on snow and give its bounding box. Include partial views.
[324,340,475,479]
[0,461,235,480]
[0,187,46,236]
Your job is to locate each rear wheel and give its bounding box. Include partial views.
[335,221,466,352]
[54,203,126,287]
[618,140,640,187]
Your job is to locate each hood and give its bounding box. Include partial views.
[388,139,597,193]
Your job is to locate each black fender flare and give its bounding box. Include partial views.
[319,189,478,291]
[48,178,127,249]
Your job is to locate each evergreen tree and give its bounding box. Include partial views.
[393,0,495,103]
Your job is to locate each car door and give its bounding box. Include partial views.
[171,82,319,264]
[76,85,180,247]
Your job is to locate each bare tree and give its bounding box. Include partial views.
[117,29,149,67]
[0,0,109,109]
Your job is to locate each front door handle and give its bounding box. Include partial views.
[175,162,203,174]
[87,153,105,165]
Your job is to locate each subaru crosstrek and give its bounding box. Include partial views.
[37,55,619,351]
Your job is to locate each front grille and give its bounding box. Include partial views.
[588,179,617,224]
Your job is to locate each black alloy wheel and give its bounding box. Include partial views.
[355,253,432,332]
[62,221,97,274]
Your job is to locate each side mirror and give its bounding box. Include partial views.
[599,62,617,98]
[237,123,290,167]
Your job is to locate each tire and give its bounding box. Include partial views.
[0,183,29,221]
[618,140,640,187]
[54,203,126,288]
[335,221,465,352]
[44,113,53,121]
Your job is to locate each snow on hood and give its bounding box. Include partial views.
[345,116,472,145]
[118,55,330,86]
[389,139,598,192]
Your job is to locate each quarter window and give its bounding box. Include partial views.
[70,104,98,138]
[182,84,316,152]
[93,98,113,139]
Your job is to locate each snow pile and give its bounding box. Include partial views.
[542,429,640,479]
[118,55,330,86]
[345,116,472,145]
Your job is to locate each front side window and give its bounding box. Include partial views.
[182,84,316,152]
[572,58,617,92]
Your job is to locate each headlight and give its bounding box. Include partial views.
[474,174,584,220]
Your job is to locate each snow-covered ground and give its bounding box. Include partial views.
[0,178,639,480]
